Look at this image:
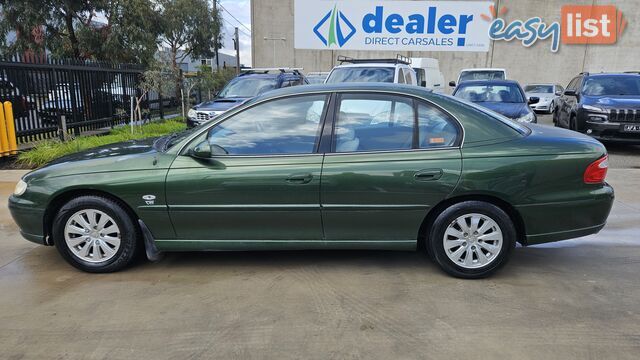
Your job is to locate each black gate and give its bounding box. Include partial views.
[0,55,145,144]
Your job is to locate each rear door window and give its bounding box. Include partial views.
[334,94,414,152]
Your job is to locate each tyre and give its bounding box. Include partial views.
[52,195,139,273]
[426,201,516,279]
[569,115,577,131]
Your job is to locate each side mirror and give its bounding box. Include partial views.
[449,81,456,87]
[555,90,562,96]
[528,96,540,105]
[564,89,577,97]
[190,140,212,159]
[190,140,229,159]
[421,80,427,87]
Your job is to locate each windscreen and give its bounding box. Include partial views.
[582,76,640,96]
[524,85,553,93]
[218,77,278,98]
[454,84,525,103]
[459,70,505,82]
[326,67,395,83]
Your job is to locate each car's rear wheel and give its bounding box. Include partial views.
[52,195,139,273]
[427,201,516,279]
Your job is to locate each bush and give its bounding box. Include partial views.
[18,119,186,168]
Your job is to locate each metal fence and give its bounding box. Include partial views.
[0,55,177,144]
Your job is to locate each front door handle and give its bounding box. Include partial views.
[414,169,443,181]
[286,173,313,184]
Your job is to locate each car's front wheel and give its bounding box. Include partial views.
[427,201,516,279]
[52,195,139,273]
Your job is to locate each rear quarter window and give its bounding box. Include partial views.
[434,94,527,144]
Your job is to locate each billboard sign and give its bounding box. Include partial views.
[294,0,492,52]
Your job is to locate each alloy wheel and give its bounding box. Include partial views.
[64,209,121,263]
[442,213,503,269]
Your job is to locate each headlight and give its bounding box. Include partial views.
[187,109,196,118]
[14,179,27,196]
[517,112,535,123]
[583,105,605,113]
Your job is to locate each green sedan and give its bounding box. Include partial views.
[9,83,614,278]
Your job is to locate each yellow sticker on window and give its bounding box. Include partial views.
[429,137,445,144]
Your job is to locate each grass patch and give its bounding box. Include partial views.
[18,119,186,168]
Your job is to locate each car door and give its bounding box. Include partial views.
[166,94,329,242]
[320,92,463,244]
[559,77,580,127]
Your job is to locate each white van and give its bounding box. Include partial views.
[325,55,417,85]
[411,58,445,93]
[450,68,507,87]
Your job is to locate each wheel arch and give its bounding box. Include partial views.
[43,188,140,245]
[417,194,527,250]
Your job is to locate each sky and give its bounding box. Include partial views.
[218,0,252,67]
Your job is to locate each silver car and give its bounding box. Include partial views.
[524,84,563,114]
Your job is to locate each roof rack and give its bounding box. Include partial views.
[579,72,590,76]
[624,71,640,74]
[240,68,303,75]
[337,54,411,65]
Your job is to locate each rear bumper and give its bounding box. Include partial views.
[517,183,614,245]
[8,196,46,245]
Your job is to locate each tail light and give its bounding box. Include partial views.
[584,155,608,184]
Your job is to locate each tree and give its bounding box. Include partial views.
[0,0,159,64]
[134,56,176,124]
[157,0,222,98]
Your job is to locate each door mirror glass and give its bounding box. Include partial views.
[190,140,212,159]
[528,96,540,105]
[449,81,456,87]
[190,141,229,159]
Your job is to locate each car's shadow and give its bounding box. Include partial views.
[15,244,634,282]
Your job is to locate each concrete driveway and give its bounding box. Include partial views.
[1,121,639,359]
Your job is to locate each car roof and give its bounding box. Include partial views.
[460,68,506,72]
[584,72,640,77]
[332,63,401,69]
[456,80,520,86]
[252,83,432,101]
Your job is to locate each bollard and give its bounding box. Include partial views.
[3,102,18,155]
[0,104,9,156]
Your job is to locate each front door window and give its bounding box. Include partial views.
[207,95,327,155]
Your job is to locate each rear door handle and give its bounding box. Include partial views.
[414,169,443,181]
[286,173,313,184]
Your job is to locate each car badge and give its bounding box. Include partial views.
[142,195,156,205]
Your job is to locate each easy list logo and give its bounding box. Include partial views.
[487,4,627,52]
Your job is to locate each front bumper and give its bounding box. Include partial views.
[582,119,640,144]
[531,100,552,112]
[186,117,201,128]
[8,195,46,245]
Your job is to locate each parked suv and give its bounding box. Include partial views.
[325,55,417,85]
[187,68,308,128]
[555,72,640,143]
